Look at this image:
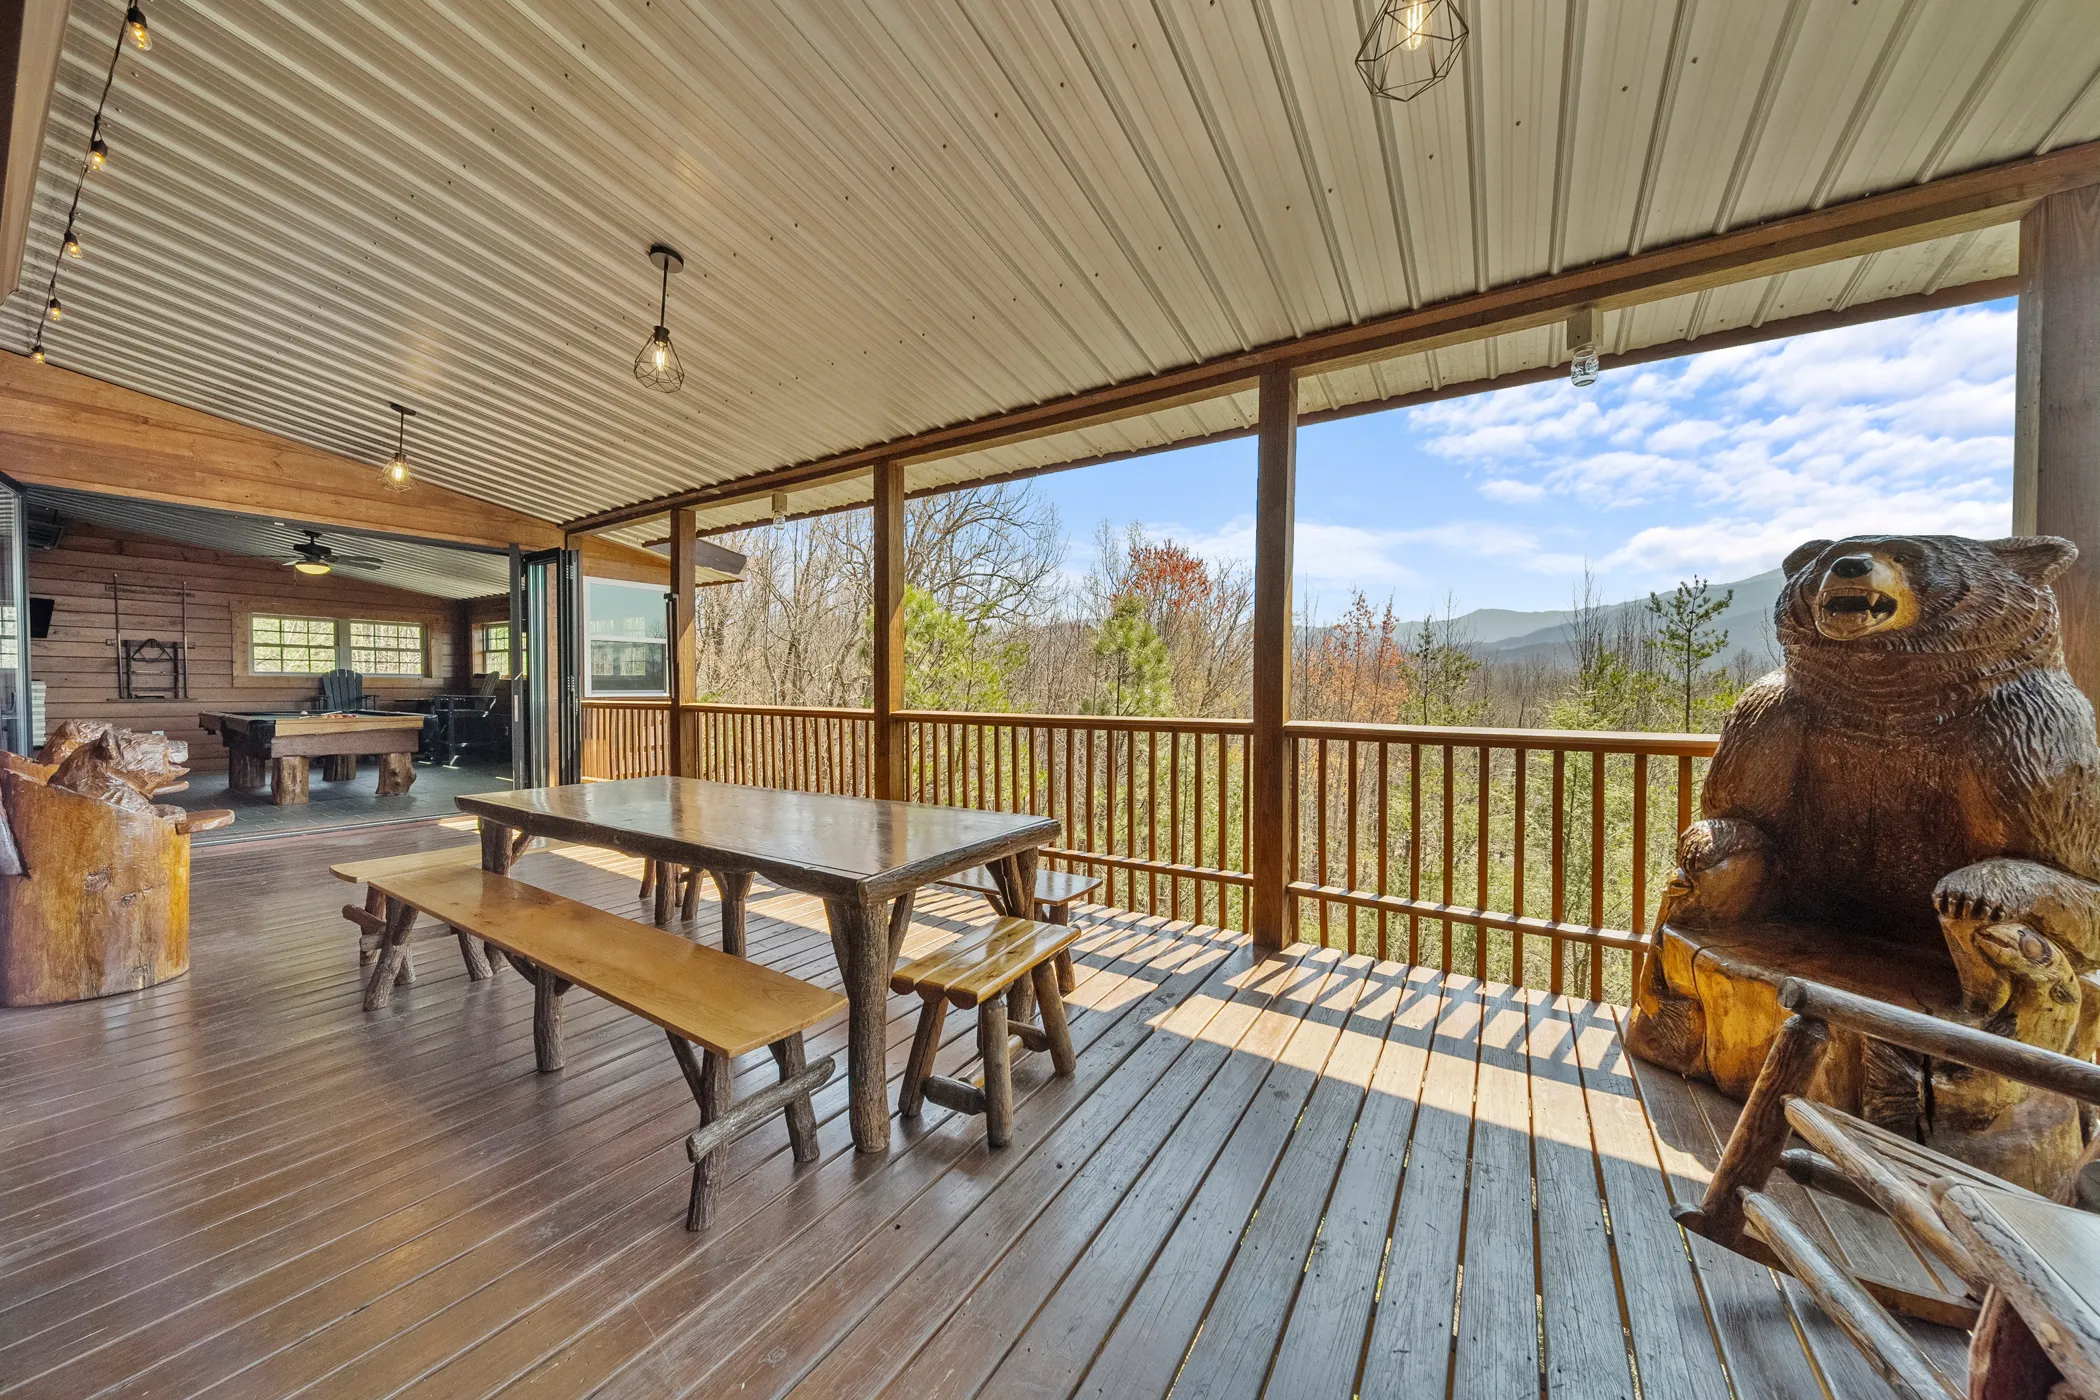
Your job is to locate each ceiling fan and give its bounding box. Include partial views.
[285,530,383,576]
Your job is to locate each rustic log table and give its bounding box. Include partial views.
[199,710,425,805]
[454,777,1058,1154]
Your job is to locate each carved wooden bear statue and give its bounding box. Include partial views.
[1626,534,2100,1188]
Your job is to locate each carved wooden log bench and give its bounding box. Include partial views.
[331,844,503,987]
[934,865,1100,994]
[1681,977,2100,1398]
[355,861,845,1229]
[893,915,1084,1148]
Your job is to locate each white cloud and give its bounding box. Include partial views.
[1478,478,1545,503]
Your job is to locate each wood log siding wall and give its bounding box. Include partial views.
[589,701,1719,1004]
[30,520,469,770]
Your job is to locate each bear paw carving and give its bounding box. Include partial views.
[1659,818,1771,928]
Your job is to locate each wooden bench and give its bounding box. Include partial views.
[356,862,846,1229]
[331,845,496,985]
[935,865,1100,992]
[892,916,1084,1148]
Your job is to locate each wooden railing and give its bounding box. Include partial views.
[900,710,1255,933]
[580,701,1718,1004]
[1286,722,1717,1005]
[581,699,672,779]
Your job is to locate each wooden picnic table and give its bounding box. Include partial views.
[454,776,1058,1153]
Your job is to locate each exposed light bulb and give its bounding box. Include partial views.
[294,560,331,576]
[46,297,62,322]
[29,342,44,363]
[380,401,416,492]
[1402,0,1428,49]
[770,489,789,530]
[89,138,108,171]
[125,5,152,51]
[63,228,81,260]
[652,339,668,371]
[384,454,410,488]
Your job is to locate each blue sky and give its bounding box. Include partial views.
[1030,300,2018,623]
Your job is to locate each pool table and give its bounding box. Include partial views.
[199,711,425,806]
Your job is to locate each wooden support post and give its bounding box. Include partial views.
[2016,184,2100,701]
[668,504,699,776]
[872,460,906,801]
[712,869,753,955]
[1250,363,1296,951]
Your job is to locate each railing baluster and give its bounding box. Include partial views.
[1344,739,1358,957]
[1551,749,1567,996]
[1170,729,1183,924]
[1476,746,1490,982]
[1512,748,1528,987]
[1408,742,1421,966]
[1376,741,1390,963]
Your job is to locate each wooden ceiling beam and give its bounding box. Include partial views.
[564,141,2100,536]
[0,351,566,551]
[0,0,65,302]
[572,532,745,588]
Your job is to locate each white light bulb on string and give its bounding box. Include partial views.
[63,227,82,260]
[46,297,62,322]
[770,490,789,533]
[125,5,152,51]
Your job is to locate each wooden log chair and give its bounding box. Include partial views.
[893,916,1086,1148]
[354,860,844,1230]
[1682,977,2100,1399]
[934,864,1100,994]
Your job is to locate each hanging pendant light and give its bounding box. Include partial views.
[380,401,416,493]
[125,5,152,51]
[1357,0,1467,102]
[633,243,686,393]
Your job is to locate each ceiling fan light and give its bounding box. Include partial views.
[294,560,331,576]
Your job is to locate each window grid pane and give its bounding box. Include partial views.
[349,620,424,677]
[249,615,338,674]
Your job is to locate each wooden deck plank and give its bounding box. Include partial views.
[378,918,1234,1399]
[1452,981,1543,1400]
[1144,955,1409,1400]
[1612,1005,1838,1400]
[1527,992,1636,1399]
[1355,976,1487,1400]
[785,948,1363,1400]
[1255,965,1447,1400]
[1564,1000,1734,1400]
[1066,949,1373,1400]
[0,823,1907,1400]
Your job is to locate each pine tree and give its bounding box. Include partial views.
[1646,577,1733,730]
[1089,593,1173,716]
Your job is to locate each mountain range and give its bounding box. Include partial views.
[1448,570,1785,673]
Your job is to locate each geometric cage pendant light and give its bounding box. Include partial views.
[380,401,416,493]
[633,243,685,393]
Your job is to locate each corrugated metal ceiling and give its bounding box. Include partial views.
[4,1,2094,537]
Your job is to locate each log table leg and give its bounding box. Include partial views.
[323,754,358,782]
[375,751,416,796]
[363,897,418,1011]
[988,850,1042,1022]
[270,757,310,806]
[826,894,896,1154]
[712,870,754,956]
[532,965,571,1072]
[228,750,268,795]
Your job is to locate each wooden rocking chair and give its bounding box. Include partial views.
[1681,977,2100,1399]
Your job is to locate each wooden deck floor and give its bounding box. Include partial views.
[0,821,1964,1399]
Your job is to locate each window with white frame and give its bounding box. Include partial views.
[474,621,511,677]
[584,579,667,696]
[348,620,427,677]
[250,615,341,674]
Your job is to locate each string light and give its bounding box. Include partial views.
[24,6,153,367]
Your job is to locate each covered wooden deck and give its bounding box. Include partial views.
[0,821,1962,1400]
